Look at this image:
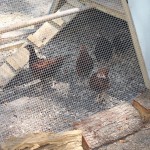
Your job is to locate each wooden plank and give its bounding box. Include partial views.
[48,20,62,30]
[6,56,20,71]
[73,102,143,149]
[0,64,15,86]
[12,48,29,68]
[6,47,29,70]
[52,17,65,26]
[0,40,25,52]
[0,64,15,79]
[0,46,29,87]
[28,22,59,47]
[0,130,88,150]
[0,74,6,87]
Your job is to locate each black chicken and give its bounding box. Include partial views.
[94,37,114,63]
[113,31,132,55]
[25,44,68,83]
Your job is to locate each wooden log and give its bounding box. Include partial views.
[0,130,89,150]
[0,7,92,34]
[73,102,143,149]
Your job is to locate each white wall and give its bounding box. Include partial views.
[128,0,150,80]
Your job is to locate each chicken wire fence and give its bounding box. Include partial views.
[0,0,146,143]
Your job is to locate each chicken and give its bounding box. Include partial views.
[76,45,94,79]
[89,67,110,102]
[132,100,150,123]
[25,44,68,83]
[113,31,131,55]
[94,37,114,63]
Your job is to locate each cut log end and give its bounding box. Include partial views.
[0,130,89,150]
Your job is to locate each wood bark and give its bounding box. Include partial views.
[73,102,143,149]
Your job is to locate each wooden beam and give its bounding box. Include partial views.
[0,6,92,34]
[73,102,143,149]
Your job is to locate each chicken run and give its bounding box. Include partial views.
[0,0,149,149]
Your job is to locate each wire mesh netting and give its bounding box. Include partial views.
[0,0,146,143]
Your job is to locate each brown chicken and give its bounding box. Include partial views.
[25,44,68,83]
[89,67,110,102]
[76,45,94,79]
[132,100,150,123]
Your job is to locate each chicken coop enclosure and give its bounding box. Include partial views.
[0,0,148,145]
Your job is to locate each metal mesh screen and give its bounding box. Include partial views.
[0,0,146,143]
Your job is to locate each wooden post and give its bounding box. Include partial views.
[121,0,150,89]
